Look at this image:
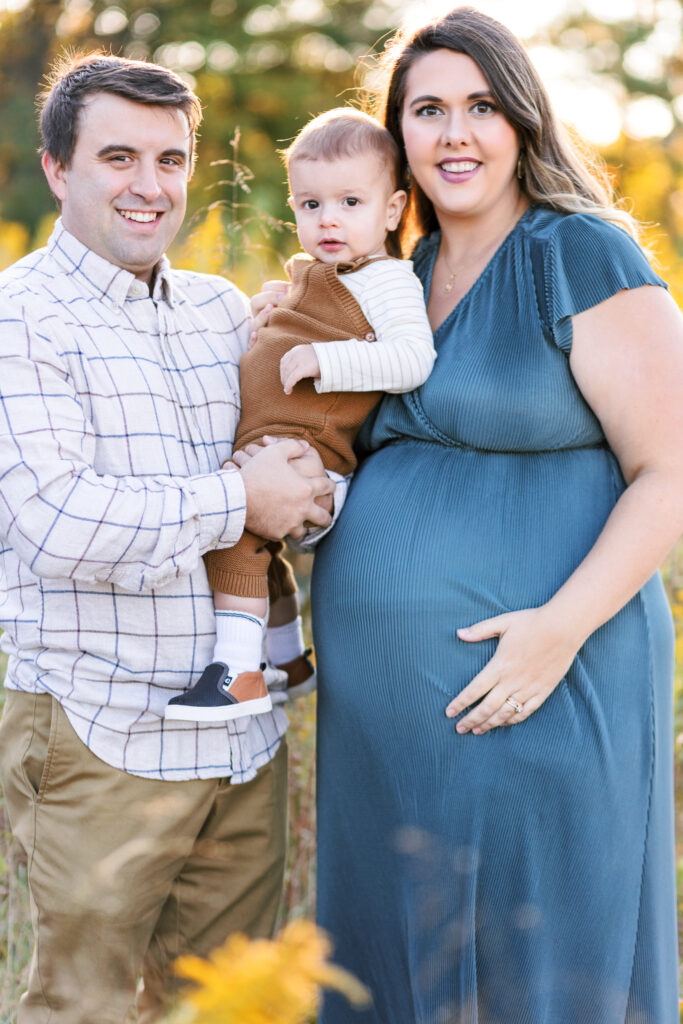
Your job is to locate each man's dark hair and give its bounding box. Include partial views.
[38,52,203,169]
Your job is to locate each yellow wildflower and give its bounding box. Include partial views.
[170,919,370,1024]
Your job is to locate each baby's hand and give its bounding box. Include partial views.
[249,279,289,348]
[280,345,321,395]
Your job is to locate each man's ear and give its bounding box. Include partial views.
[287,195,294,211]
[41,151,68,202]
[386,189,407,231]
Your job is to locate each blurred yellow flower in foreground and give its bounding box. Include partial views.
[169,919,370,1024]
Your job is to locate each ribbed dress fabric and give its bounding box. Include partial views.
[311,204,678,1024]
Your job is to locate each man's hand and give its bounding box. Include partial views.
[280,345,321,394]
[234,438,334,540]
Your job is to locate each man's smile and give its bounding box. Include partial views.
[118,210,163,223]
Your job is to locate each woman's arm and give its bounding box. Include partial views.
[446,284,683,733]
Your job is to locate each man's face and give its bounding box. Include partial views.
[42,92,191,283]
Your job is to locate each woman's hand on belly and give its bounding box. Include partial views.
[445,606,580,734]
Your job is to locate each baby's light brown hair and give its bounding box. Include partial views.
[281,108,405,256]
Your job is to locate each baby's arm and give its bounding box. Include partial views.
[312,260,435,394]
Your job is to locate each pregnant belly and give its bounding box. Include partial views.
[312,439,622,702]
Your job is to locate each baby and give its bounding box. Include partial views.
[166,108,435,722]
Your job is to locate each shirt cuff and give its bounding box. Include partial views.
[289,471,349,551]
[312,341,355,394]
[190,467,247,553]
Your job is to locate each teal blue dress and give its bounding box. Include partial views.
[312,205,678,1024]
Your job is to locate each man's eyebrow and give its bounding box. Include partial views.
[95,144,189,160]
[96,144,137,157]
[160,148,189,161]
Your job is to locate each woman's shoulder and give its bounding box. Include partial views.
[520,204,649,266]
[521,205,666,352]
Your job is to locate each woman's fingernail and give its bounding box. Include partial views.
[458,627,471,637]
[456,723,467,733]
[472,727,483,735]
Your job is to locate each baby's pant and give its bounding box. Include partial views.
[204,534,298,602]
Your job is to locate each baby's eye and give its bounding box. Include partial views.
[343,197,360,207]
[416,103,442,117]
[302,200,319,210]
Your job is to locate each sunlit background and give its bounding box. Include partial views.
[0,0,681,281]
[0,0,681,295]
[2,0,681,145]
[0,0,683,1014]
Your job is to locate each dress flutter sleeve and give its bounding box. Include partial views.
[543,213,667,354]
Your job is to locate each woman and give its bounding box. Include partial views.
[308,7,683,1023]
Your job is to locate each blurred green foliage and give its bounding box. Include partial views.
[0,1,681,294]
[0,0,683,1015]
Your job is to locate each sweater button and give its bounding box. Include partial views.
[365,331,376,341]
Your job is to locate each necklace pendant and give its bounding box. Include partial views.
[444,276,455,294]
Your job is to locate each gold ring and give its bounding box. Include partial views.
[505,696,523,714]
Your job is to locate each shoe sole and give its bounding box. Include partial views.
[287,672,317,699]
[164,694,273,722]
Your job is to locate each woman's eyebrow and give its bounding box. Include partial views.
[407,94,442,107]
[407,90,494,107]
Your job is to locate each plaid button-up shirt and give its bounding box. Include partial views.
[0,221,289,782]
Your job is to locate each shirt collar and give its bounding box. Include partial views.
[47,218,175,308]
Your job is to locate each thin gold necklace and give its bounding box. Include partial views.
[442,255,457,294]
[439,207,526,295]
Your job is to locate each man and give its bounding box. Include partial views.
[0,53,336,1022]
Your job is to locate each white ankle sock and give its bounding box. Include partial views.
[213,611,265,675]
[266,616,305,666]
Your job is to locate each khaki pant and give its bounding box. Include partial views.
[0,691,288,1023]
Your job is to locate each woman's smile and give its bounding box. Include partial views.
[437,158,481,183]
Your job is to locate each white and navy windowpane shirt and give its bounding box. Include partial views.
[0,221,289,782]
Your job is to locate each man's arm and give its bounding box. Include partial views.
[0,302,331,592]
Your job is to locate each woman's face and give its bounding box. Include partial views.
[401,49,521,224]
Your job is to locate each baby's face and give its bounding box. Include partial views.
[288,152,406,264]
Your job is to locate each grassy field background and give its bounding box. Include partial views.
[1,543,682,1020]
